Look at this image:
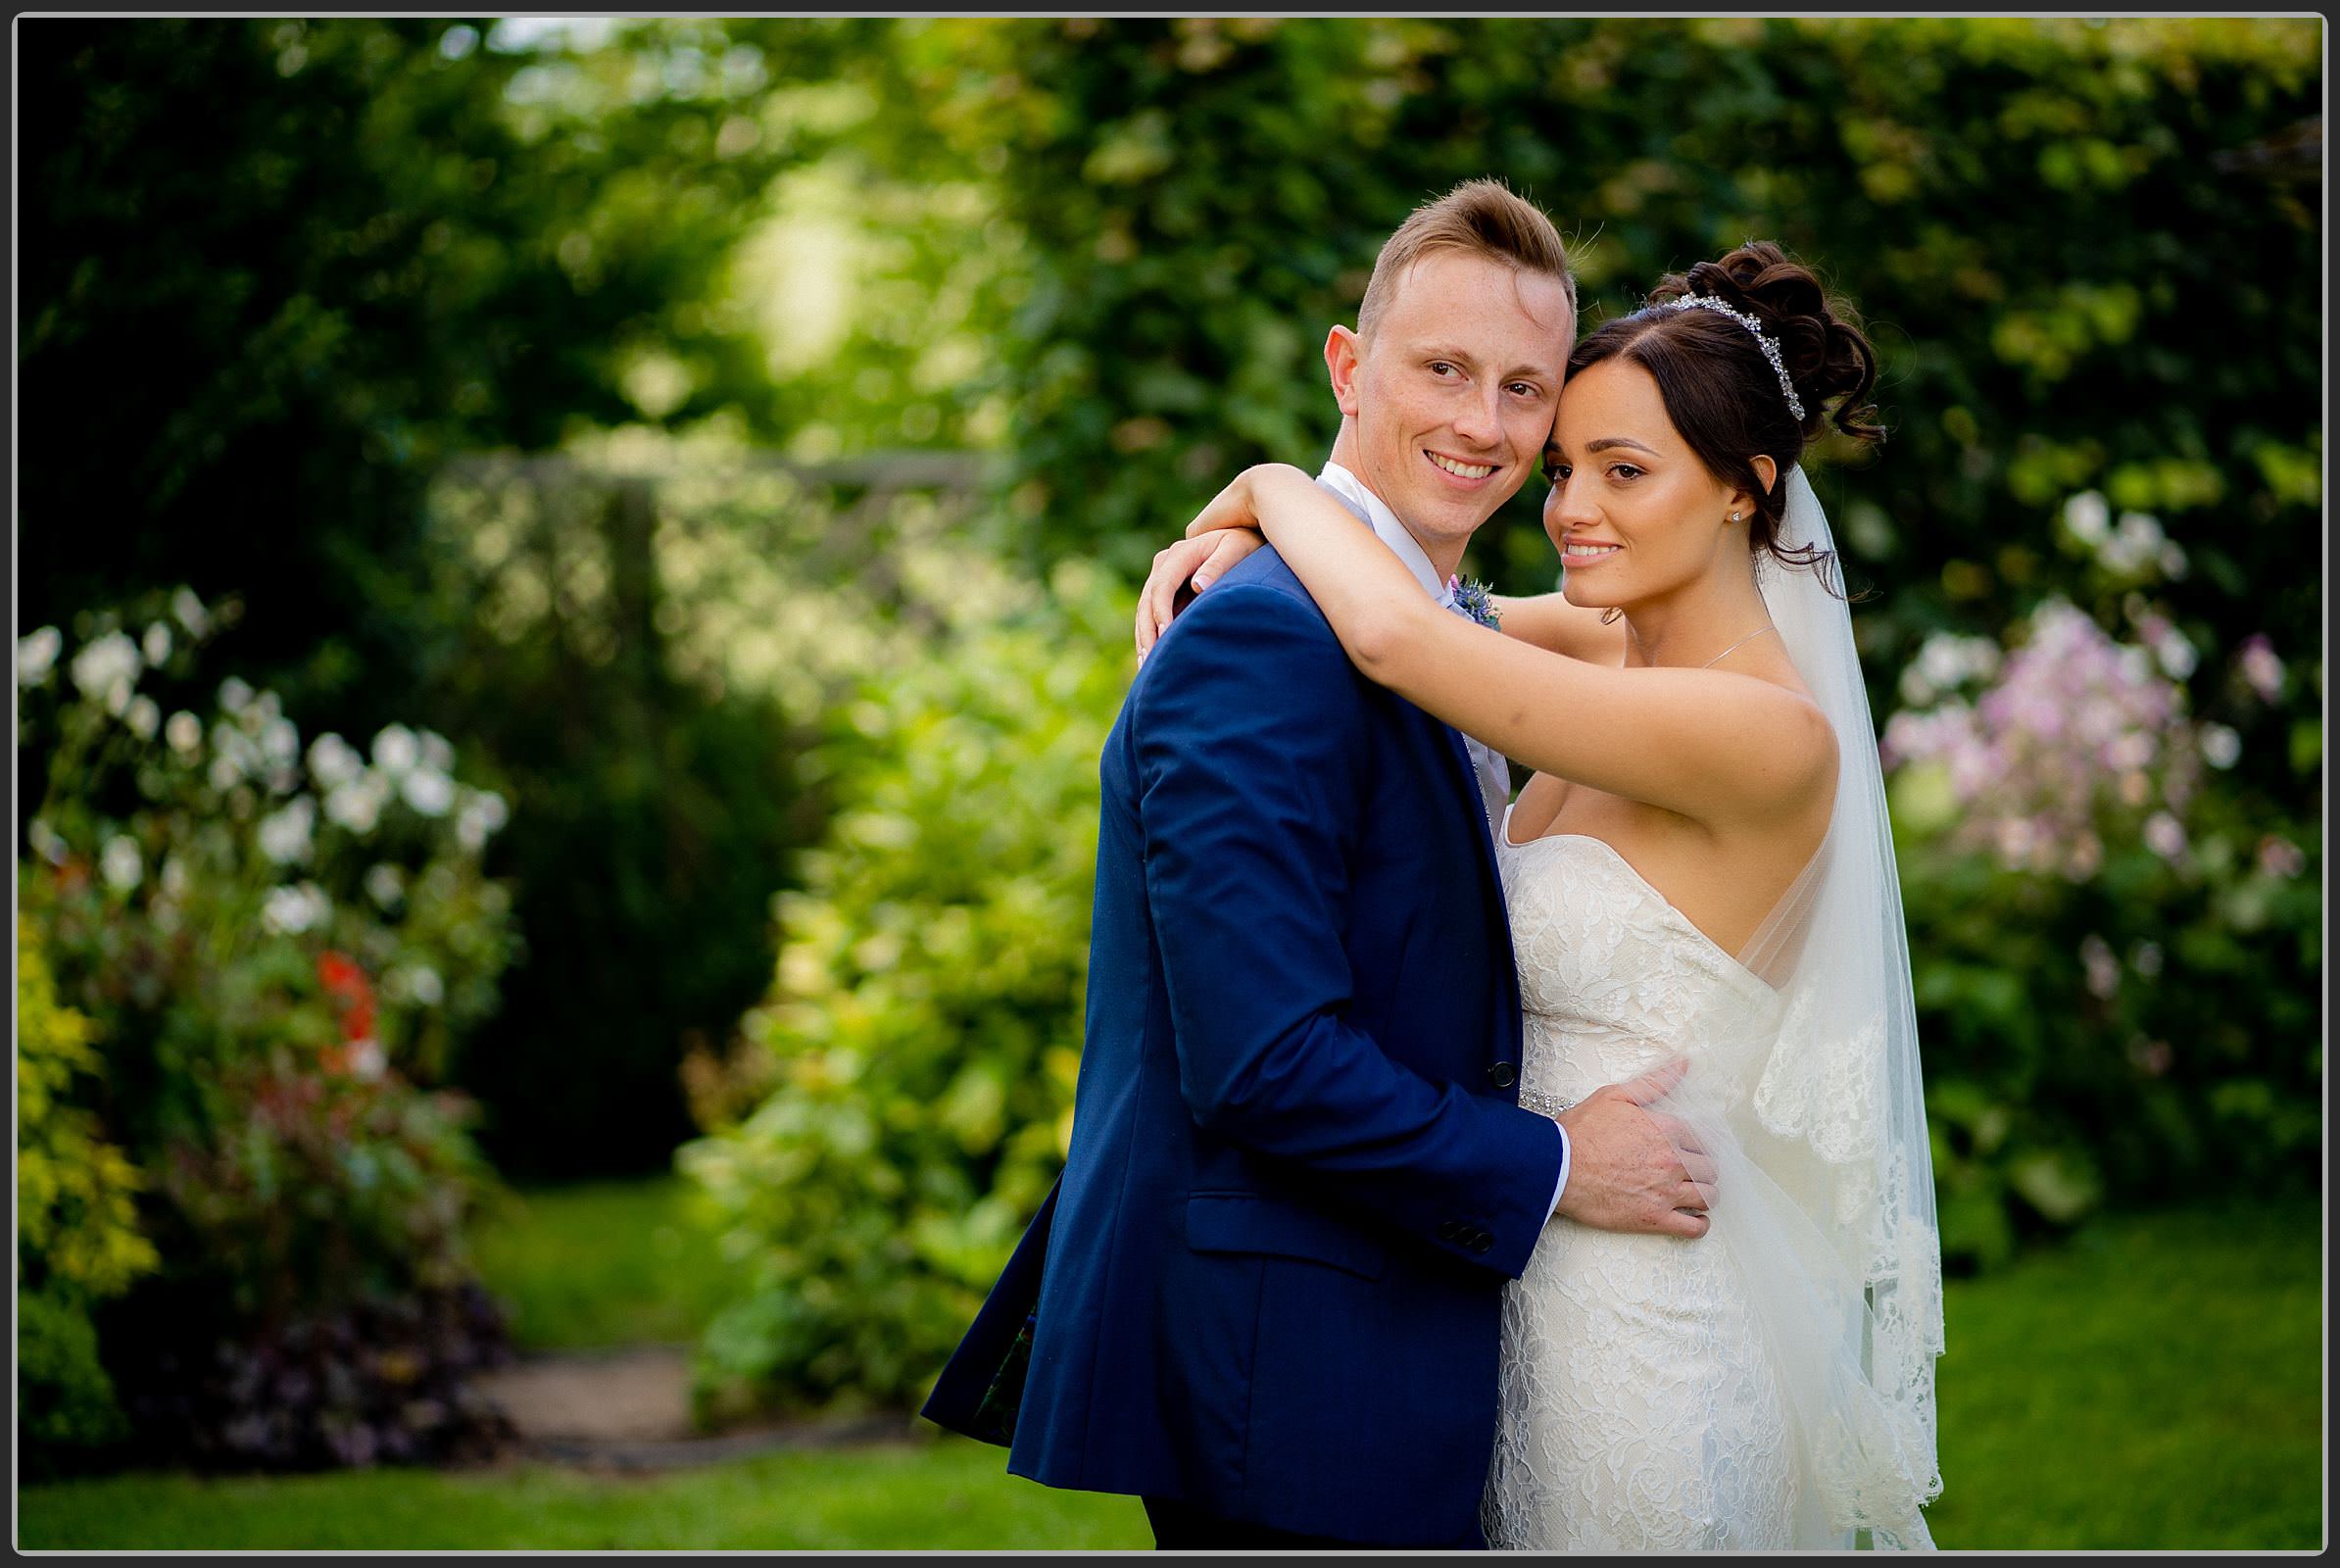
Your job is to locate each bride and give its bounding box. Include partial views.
[1139,243,1944,1549]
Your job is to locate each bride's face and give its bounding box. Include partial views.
[1541,359,1753,612]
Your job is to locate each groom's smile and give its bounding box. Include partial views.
[1426,451,1500,483]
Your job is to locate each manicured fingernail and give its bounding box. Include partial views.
[1193,574,1213,590]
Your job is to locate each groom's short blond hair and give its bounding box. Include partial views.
[1356,179,1577,342]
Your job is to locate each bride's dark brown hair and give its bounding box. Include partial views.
[1567,241,1882,576]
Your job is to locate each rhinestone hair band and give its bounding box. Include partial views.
[1647,294,1806,420]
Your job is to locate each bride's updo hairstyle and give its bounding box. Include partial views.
[1568,241,1882,575]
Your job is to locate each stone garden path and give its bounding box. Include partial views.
[474,1345,908,1471]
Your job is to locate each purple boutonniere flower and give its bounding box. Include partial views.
[1446,575,1501,631]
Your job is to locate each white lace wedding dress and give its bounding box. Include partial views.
[1481,811,1940,1551]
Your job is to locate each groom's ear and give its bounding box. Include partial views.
[1326,324,1364,417]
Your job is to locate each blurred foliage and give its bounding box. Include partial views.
[860,20,2321,668]
[17,17,825,1180]
[17,590,518,1470]
[676,553,1129,1416]
[18,916,161,1464]
[18,18,788,719]
[413,454,819,1176]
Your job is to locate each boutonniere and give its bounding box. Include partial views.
[1446,575,1502,631]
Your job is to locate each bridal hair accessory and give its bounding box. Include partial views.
[1445,575,1502,630]
[1650,294,1807,421]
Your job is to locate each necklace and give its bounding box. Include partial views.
[1700,623,1779,668]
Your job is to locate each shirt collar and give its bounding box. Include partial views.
[1317,460,1453,607]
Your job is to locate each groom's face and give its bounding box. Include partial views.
[1328,249,1575,557]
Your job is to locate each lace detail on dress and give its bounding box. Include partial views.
[1482,829,1936,1550]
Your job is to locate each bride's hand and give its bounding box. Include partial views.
[1134,464,1309,661]
[1183,462,1312,542]
[1134,533,1263,659]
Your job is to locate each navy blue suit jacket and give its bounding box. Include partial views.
[923,530,1566,1545]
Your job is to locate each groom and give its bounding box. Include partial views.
[923,180,1713,1549]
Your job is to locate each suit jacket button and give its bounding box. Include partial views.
[1470,1233,1493,1254]
[1438,1220,1460,1240]
[1487,1061,1517,1089]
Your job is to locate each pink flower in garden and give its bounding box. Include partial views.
[1883,599,2202,880]
[2238,635,2285,704]
[2256,836,2307,879]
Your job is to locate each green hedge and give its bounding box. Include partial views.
[677,551,1128,1415]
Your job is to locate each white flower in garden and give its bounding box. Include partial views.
[258,797,317,864]
[325,776,388,835]
[172,587,211,637]
[2098,512,2170,577]
[402,964,446,1007]
[2061,490,2110,546]
[101,835,143,892]
[2145,624,2197,679]
[2131,940,2164,978]
[262,715,301,767]
[347,1038,387,1080]
[17,626,63,686]
[166,710,203,755]
[26,818,69,865]
[2143,812,2187,861]
[208,720,265,790]
[71,631,142,713]
[401,766,456,817]
[142,621,173,667]
[262,882,331,935]
[2198,723,2241,769]
[372,724,420,775]
[455,788,511,851]
[219,675,255,715]
[308,733,366,789]
[126,695,162,740]
[160,856,190,901]
[419,729,456,773]
[365,862,406,909]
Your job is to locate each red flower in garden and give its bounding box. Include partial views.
[317,949,378,1045]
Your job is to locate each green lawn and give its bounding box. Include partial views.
[16,1435,1150,1550]
[1925,1200,2323,1550]
[20,1198,2322,1550]
[467,1174,738,1349]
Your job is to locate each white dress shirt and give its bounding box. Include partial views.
[1315,460,1573,1216]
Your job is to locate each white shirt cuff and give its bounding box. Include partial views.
[1549,1119,1571,1217]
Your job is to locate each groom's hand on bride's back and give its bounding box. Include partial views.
[1551,1058,1719,1239]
